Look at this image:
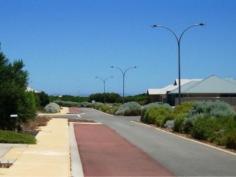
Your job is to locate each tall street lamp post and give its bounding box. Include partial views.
[110,66,137,103]
[95,76,113,103]
[152,23,205,105]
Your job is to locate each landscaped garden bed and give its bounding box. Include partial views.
[141,101,236,150]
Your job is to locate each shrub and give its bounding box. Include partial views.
[0,130,36,144]
[125,93,149,105]
[115,102,141,116]
[191,100,235,118]
[219,118,236,149]
[191,116,221,140]
[89,93,122,103]
[143,106,173,127]
[36,91,50,107]
[78,102,93,108]
[50,95,88,103]
[172,102,194,132]
[141,102,171,122]
[44,103,60,113]
[54,100,80,107]
[173,102,193,115]
[173,113,187,132]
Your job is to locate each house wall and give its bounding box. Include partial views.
[148,95,166,103]
[168,93,236,106]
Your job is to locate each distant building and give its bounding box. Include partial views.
[26,86,39,93]
[147,76,236,106]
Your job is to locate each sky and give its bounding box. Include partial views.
[0,0,236,96]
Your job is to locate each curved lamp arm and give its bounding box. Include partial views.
[179,23,205,42]
[152,25,179,42]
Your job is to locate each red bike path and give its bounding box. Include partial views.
[74,123,174,177]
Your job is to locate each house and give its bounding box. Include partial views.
[147,79,201,102]
[148,75,236,106]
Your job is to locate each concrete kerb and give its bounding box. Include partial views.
[69,122,84,177]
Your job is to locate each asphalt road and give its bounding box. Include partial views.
[77,108,236,177]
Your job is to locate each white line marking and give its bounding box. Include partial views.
[131,121,236,157]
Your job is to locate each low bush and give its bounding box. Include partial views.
[214,118,236,149]
[44,102,60,113]
[141,102,171,122]
[191,100,235,118]
[22,116,51,135]
[125,93,149,105]
[115,102,141,116]
[173,113,187,132]
[54,100,80,107]
[0,130,36,144]
[89,93,122,103]
[143,106,173,127]
[78,102,93,108]
[191,116,220,140]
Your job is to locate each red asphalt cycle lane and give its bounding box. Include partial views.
[74,123,174,177]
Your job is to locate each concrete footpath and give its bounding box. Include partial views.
[0,118,70,177]
[74,123,174,177]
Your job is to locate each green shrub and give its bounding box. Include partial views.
[50,95,88,103]
[17,91,37,123]
[173,113,187,132]
[141,102,171,122]
[115,102,141,116]
[78,102,93,108]
[89,93,122,103]
[54,100,80,107]
[36,91,50,107]
[160,102,193,132]
[191,116,221,140]
[0,130,36,144]
[191,101,235,118]
[143,106,173,127]
[173,102,193,115]
[218,118,236,149]
[125,93,149,105]
[44,102,60,113]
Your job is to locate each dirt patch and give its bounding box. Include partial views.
[21,116,51,136]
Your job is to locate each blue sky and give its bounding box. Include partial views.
[0,0,236,95]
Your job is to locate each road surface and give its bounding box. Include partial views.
[76,108,236,177]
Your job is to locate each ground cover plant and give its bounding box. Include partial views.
[140,100,236,150]
[0,130,36,144]
[115,102,141,116]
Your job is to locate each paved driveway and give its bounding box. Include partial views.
[76,108,236,177]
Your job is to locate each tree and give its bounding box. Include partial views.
[0,52,36,130]
[89,93,122,103]
[36,91,50,107]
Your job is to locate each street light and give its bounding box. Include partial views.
[110,66,137,103]
[95,76,113,103]
[152,23,205,105]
